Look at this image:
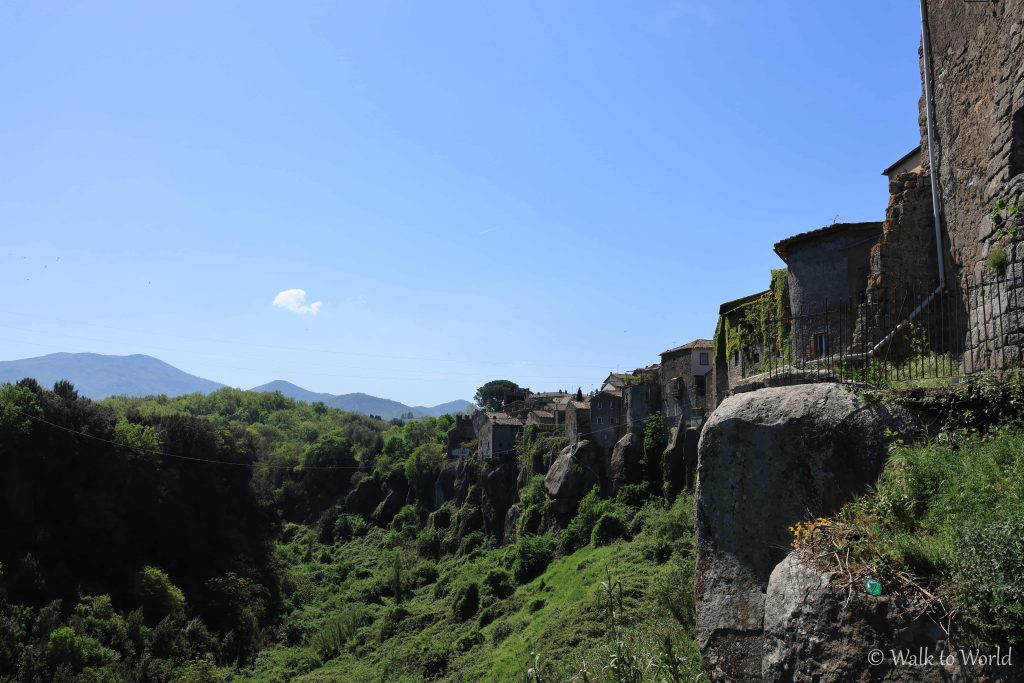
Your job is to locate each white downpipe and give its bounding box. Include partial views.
[919,0,946,287]
[865,1,947,359]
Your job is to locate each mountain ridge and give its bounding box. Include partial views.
[0,353,471,420]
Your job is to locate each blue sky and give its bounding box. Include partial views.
[0,1,923,406]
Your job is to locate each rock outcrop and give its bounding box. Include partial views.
[544,439,602,515]
[480,460,517,539]
[695,382,912,681]
[763,553,1019,682]
[609,433,640,495]
[434,456,476,509]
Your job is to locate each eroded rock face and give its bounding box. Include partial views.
[545,439,601,515]
[609,432,640,495]
[480,461,517,539]
[695,383,912,682]
[763,553,1019,683]
[503,503,522,545]
[434,456,476,509]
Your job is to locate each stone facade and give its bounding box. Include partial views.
[623,367,661,434]
[775,223,882,362]
[565,400,591,448]
[659,340,713,428]
[713,292,771,407]
[587,389,624,457]
[473,411,524,463]
[445,414,476,458]
[924,0,1024,368]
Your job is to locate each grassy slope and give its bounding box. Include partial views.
[816,427,1024,645]
[227,501,700,683]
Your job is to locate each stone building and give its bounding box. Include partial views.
[623,366,661,434]
[774,222,883,362]
[472,411,524,463]
[713,292,769,404]
[445,414,477,458]
[917,0,1024,369]
[658,340,713,428]
[588,389,624,457]
[565,400,591,448]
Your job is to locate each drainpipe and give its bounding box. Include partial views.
[919,0,946,287]
[866,0,947,357]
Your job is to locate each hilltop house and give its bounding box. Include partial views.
[658,340,713,428]
[588,389,624,457]
[774,222,882,362]
[472,411,524,462]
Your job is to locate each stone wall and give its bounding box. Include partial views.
[926,0,1024,368]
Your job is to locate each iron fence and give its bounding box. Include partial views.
[732,274,1024,388]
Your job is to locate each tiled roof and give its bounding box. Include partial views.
[660,339,714,356]
[486,412,524,427]
[773,222,883,261]
[570,401,590,410]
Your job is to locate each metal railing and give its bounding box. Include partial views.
[732,274,1024,388]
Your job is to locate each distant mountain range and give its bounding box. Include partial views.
[248,380,472,420]
[0,353,472,420]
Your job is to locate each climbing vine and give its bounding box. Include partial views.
[713,270,790,366]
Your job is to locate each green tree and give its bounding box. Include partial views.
[134,566,186,625]
[474,380,520,411]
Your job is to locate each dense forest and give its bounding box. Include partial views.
[0,380,699,682]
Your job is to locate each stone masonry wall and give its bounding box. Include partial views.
[927,0,1024,369]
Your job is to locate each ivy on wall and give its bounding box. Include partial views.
[713,269,791,366]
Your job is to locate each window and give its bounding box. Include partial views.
[752,351,760,363]
[694,374,706,396]
[731,350,739,366]
[699,352,709,365]
[1012,107,1024,178]
[597,417,603,425]
[814,333,829,357]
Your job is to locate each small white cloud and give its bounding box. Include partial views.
[272,289,323,316]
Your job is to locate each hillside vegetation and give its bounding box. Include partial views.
[0,379,700,682]
[794,373,1024,647]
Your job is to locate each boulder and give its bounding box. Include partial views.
[695,382,912,682]
[763,553,1017,682]
[609,432,641,494]
[544,439,601,515]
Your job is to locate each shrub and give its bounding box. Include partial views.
[416,526,443,558]
[409,560,439,588]
[650,552,696,631]
[452,582,480,621]
[454,630,484,653]
[481,567,515,601]
[511,534,554,583]
[133,566,185,625]
[46,626,118,671]
[490,618,521,645]
[377,606,411,642]
[175,656,224,683]
[457,531,486,556]
[954,515,1024,643]
[591,512,628,546]
[310,608,364,659]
